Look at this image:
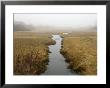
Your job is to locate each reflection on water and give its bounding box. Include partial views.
[42,35,77,75]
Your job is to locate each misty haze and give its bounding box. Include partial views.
[14,14,97,75]
[14,14,97,33]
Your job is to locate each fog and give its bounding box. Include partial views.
[14,14,97,28]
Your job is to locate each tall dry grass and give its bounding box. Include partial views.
[14,32,55,75]
[60,32,97,75]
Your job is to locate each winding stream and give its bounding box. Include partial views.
[42,35,77,75]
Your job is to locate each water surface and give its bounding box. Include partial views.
[42,35,77,75]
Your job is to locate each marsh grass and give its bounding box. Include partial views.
[60,32,97,75]
[14,32,55,75]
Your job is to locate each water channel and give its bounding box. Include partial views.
[42,35,77,75]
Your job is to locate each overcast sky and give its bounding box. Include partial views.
[14,14,97,28]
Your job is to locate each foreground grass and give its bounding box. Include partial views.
[60,32,97,75]
[14,32,55,75]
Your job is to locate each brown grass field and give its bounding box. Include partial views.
[60,32,97,75]
[14,32,55,75]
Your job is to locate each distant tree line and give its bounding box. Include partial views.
[14,21,35,31]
